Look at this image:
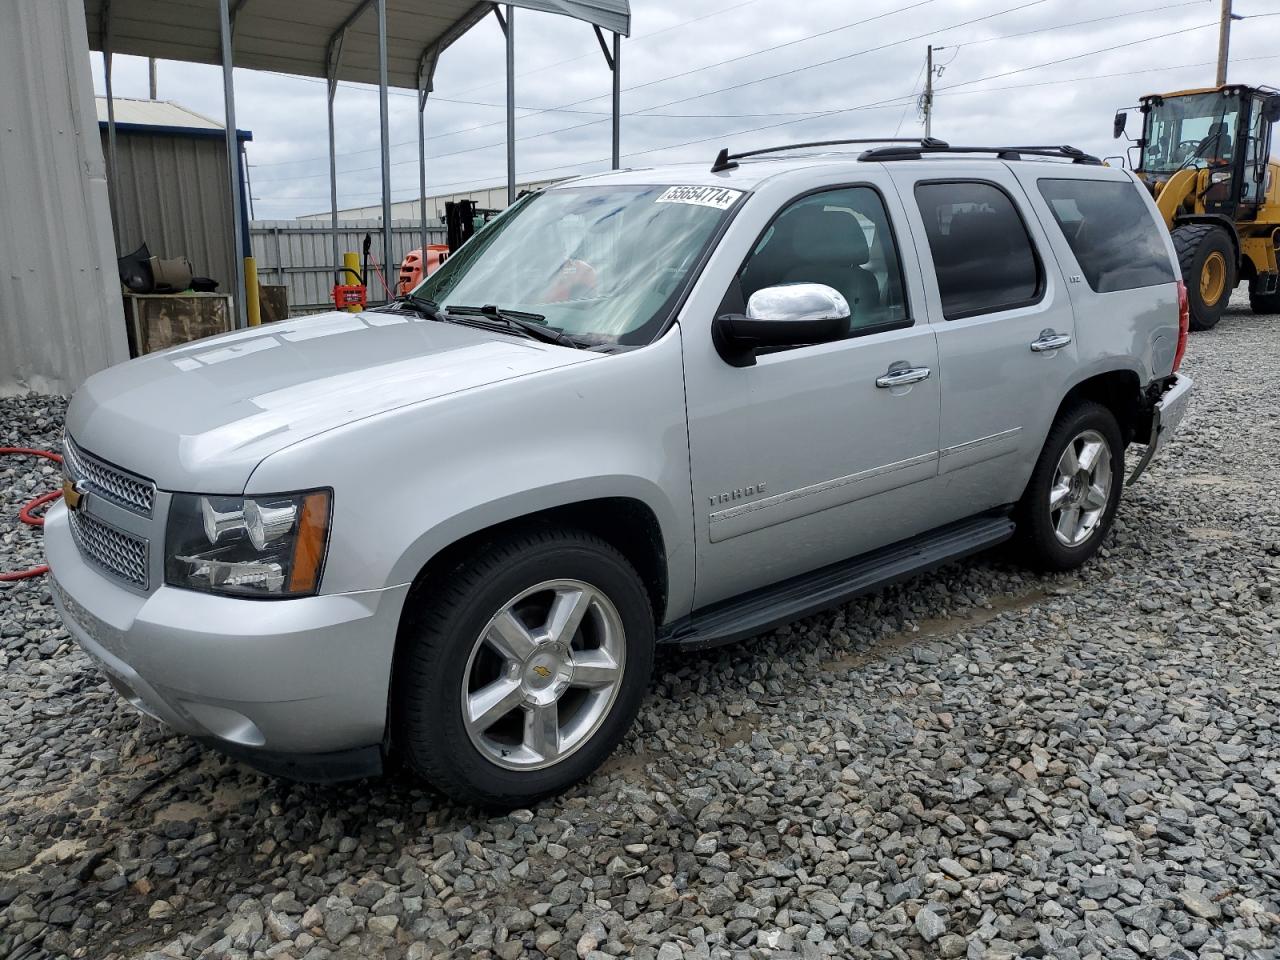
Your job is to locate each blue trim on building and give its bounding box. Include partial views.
[97,121,253,141]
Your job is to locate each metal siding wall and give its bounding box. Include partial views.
[250,220,446,313]
[0,0,127,395]
[297,178,564,222]
[101,129,237,299]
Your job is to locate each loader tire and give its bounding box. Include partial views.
[1249,277,1280,315]
[1173,224,1235,331]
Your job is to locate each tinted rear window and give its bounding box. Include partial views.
[1037,178,1177,293]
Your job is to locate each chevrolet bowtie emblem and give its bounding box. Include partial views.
[62,479,87,511]
[532,665,552,678]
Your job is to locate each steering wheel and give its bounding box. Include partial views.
[1177,139,1202,157]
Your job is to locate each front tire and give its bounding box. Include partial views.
[1016,402,1124,572]
[1172,224,1235,331]
[392,526,654,808]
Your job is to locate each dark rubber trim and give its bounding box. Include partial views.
[200,739,383,783]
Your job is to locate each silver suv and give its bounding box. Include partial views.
[47,139,1192,806]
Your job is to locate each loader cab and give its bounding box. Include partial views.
[1127,85,1278,220]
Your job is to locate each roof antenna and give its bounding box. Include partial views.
[711,147,738,174]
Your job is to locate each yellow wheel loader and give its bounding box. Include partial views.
[1114,84,1280,330]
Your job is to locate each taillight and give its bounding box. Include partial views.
[1173,280,1189,373]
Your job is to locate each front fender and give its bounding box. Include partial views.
[245,329,695,619]
[383,473,682,588]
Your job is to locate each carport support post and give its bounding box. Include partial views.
[506,5,515,205]
[377,0,393,303]
[417,49,437,262]
[595,25,621,170]
[218,0,248,329]
[612,32,621,169]
[326,35,344,282]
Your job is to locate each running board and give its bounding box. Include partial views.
[659,512,1015,651]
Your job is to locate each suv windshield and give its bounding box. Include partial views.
[1142,91,1241,173]
[410,184,741,346]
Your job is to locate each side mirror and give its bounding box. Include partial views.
[1264,96,1280,124]
[1113,111,1128,139]
[713,283,849,367]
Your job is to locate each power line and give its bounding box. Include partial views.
[255,0,1206,178]
[952,0,1208,47]
[252,0,945,170]
[255,13,1258,206]
[253,0,1056,183]
[445,0,771,100]
[257,48,1280,209]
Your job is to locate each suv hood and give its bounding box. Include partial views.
[67,310,597,492]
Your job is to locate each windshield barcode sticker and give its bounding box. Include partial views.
[656,186,742,210]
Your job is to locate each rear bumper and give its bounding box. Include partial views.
[1129,373,1193,484]
[45,501,410,767]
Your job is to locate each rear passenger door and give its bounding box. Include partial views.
[890,165,1078,511]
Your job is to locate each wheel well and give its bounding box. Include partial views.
[1055,370,1145,446]
[400,498,669,627]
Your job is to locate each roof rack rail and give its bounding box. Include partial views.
[710,137,949,173]
[857,143,1102,164]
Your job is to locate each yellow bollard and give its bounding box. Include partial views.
[244,256,261,327]
[343,251,362,312]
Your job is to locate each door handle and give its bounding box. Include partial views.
[1030,332,1073,352]
[875,365,932,388]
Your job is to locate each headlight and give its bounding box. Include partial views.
[165,490,331,598]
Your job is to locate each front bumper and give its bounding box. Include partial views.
[1129,373,1193,484]
[45,501,410,773]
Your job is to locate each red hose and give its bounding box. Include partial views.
[1,447,63,581]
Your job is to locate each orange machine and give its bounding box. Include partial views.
[397,245,450,296]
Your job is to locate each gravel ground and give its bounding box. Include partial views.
[2,290,1279,960]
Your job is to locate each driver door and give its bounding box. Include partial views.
[682,181,946,608]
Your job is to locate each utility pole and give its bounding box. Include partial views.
[1216,0,1232,86]
[148,57,158,99]
[923,44,934,138]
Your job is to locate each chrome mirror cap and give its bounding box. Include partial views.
[745,283,851,325]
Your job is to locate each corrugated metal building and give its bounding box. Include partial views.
[297,177,567,224]
[0,0,125,396]
[97,97,252,305]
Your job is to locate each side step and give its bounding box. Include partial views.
[658,512,1016,651]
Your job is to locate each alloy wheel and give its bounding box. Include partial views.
[461,579,626,771]
[1048,429,1113,547]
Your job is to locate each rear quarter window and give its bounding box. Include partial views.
[1037,178,1177,293]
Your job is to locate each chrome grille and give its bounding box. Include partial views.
[68,509,150,589]
[63,435,156,515]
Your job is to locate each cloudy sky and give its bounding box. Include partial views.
[90,0,1279,220]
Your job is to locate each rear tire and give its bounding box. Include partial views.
[392,527,654,808]
[1249,277,1280,314]
[1172,224,1235,331]
[1016,402,1124,572]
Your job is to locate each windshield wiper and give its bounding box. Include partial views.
[382,293,449,321]
[446,304,583,348]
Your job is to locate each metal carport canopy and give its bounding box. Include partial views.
[82,1,630,88]
[84,0,630,327]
